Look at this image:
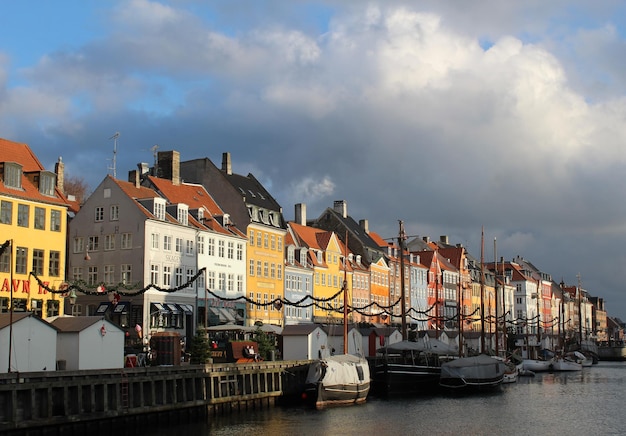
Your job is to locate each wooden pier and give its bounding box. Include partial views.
[0,360,311,434]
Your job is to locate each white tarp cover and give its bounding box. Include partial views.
[380,338,457,356]
[306,354,370,386]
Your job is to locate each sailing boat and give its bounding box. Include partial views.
[439,228,505,390]
[303,232,370,408]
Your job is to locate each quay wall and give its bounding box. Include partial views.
[0,360,311,434]
[597,346,626,361]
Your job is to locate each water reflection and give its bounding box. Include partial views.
[140,362,626,436]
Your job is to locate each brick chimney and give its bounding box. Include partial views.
[157,151,180,185]
[222,152,232,175]
[333,200,347,218]
[359,219,369,234]
[128,170,140,188]
[295,203,306,226]
[54,157,64,193]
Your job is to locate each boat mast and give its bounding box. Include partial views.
[343,231,349,354]
[457,252,463,358]
[398,221,407,341]
[577,273,583,346]
[494,237,499,357]
[480,227,486,353]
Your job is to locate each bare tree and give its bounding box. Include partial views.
[64,175,90,205]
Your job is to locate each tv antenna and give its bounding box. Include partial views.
[108,132,120,178]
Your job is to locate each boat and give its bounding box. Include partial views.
[522,358,553,373]
[303,231,370,409]
[304,353,370,408]
[372,338,456,396]
[550,354,582,371]
[439,354,505,390]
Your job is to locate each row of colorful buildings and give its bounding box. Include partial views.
[0,138,622,359]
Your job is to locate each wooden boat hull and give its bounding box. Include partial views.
[304,354,370,409]
[372,363,441,396]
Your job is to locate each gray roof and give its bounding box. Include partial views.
[0,312,59,331]
[50,316,111,332]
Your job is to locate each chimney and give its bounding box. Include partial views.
[222,152,232,175]
[54,157,64,193]
[128,170,140,188]
[359,219,369,234]
[295,203,306,226]
[423,236,430,243]
[333,200,347,218]
[440,235,449,245]
[157,150,180,186]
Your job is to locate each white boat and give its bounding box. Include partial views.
[522,359,553,372]
[439,354,505,390]
[304,353,370,409]
[550,355,582,371]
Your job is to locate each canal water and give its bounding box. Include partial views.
[142,361,626,436]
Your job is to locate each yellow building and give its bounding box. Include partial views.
[0,138,71,317]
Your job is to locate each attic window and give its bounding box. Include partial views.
[258,192,265,200]
[239,187,246,195]
[3,162,22,189]
[38,171,56,196]
[248,190,256,198]
[154,199,166,220]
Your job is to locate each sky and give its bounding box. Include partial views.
[2,1,626,318]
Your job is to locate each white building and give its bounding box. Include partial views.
[281,324,328,360]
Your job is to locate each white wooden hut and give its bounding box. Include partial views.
[359,326,403,357]
[280,324,328,360]
[50,316,124,370]
[0,313,58,373]
[324,325,365,356]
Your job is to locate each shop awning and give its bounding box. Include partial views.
[112,301,129,314]
[95,302,111,314]
[178,304,193,315]
[166,303,180,314]
[151,302,169,314]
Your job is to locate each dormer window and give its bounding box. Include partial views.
[287,246,295,264]
[300,249,307,267]
[317,251,323,263]
[37,171,56,196]
[248,206,258,221]
[153,198,166,220]
[3,162,22,189]
[177,204,189,226]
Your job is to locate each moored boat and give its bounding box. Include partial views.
[522,359,553,373]
[372,338,456,396]
[304,353,370,409]
[439,354,505,390]
[550,355,582,371]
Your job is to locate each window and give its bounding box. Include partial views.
[88,266,98,285]
[263,262,269,277]
[151,233,159,249]
[46,300,59,317]
[34,207,45,230]
[186,268,194,288]
[121,233,132,249]
[163,235,172,251]
[249,230,254,246]
[197,235,204,254]
[49,251,60,277]
[154,200,165,220]
[228,274,234,292]
[31,249,44,275]
[237,243,243,261]
[15,247,27,274]
[264,234,268,248]
[207,271,215,289]
[271,235,275,250]
[38,172,55,196]
[150,265,159,285]
[104,265,115,284]
[237,275,243,293]
[0,249,9,272]
[17,204,29,227]
[104,234,115,251]
[227,241,234,259]
[177,206,188,225]
[271,264,275,278]
[208,238,215,256]
[287,247,294,264]
[72,267,83,281]
[175,268,183,286]
[163,266,171,286]
[4,163,22,189]
[257,261,262,276]
[50,210,61,231]
[186,240,194,255]
[175,238,183,253]
[95,206,104,222]
[121,264,132,284]
[218,240,225,257]
[0,201,12,224]
[218,272,226,290]
[88,236,99,251]
[256,231,262,247]
[249,260,255,276]
[110,205,119,221]
[31,299,43,317]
